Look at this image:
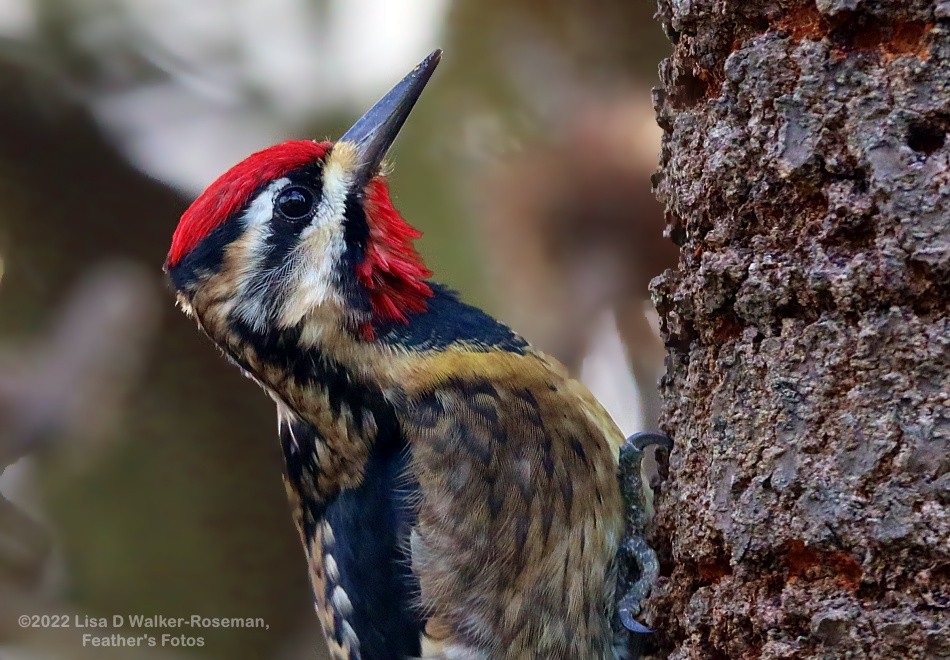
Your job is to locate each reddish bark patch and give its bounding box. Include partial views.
[775,2,933,62]
[847,19,933,62]
[774,2,826,42]
[698,559,733,584]
[786,539,863,590]
[712,315,743,343]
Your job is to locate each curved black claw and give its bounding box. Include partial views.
[620,610,653,635]
[626,431,673,452]
[616,534,660,637]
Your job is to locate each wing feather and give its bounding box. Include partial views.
[397,350,624,658]
[279,409,424,659]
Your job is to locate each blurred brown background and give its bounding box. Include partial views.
[0,1,671,658]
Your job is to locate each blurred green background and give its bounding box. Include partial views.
[0,1,670,658]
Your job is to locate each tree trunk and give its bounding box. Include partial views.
[645,1,949,658]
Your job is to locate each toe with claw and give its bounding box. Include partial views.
[614,431,673,653]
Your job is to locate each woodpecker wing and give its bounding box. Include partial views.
[278,410,425,659]
[396,349,625,657]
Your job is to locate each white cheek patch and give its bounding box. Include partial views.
[277,159,351,328]
[310,158,352,233]
[245,177,287,228]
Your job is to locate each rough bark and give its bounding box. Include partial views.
[645,2,949,658]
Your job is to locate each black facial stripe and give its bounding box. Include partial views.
[337,188,372,315]
[166,215,243,291]
[260,218,304,272]
[342,188,370,256]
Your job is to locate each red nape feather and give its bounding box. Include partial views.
[166,140,330,267]
[356,178,433,339]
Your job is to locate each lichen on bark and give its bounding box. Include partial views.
[645,1,949,658]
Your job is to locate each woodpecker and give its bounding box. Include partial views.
[165,50,660,659]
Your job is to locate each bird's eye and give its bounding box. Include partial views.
[275,186,315,222]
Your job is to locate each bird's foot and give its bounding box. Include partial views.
[615,432,673,640]
[626,431,674,453]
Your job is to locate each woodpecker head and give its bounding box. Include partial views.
[164,51,441,341]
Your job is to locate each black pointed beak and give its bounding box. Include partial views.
[340,49,442,189]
